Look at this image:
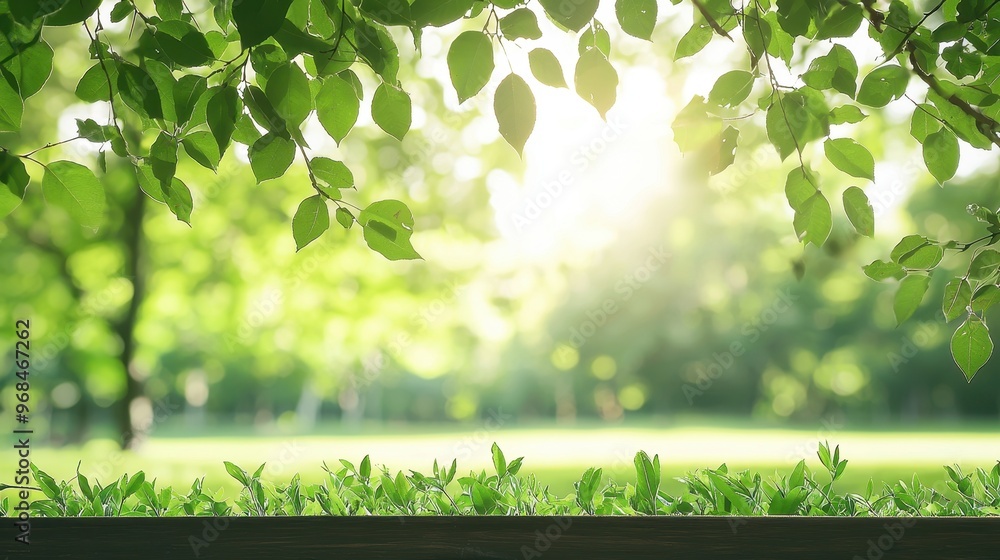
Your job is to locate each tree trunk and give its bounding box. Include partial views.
[112,186,147,449]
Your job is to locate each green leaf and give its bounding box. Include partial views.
[4,40,53,100]
[500,8,542,40]
[359,455,371,481]
[117,63,164,120]
[233,0,295,50]
[46,0,101,25]
[110,0,133,22]
[943,278,973,322]
[244,86,290,137]
[776,0,811,35]
[135,163,165,203]
[411,0,475,27]
[149,131,177,185]
[928,90,991,149]
[336,207,354,230]
[233,113,262,146]
[371,83,411,141]
[250,44,289,80]
[153,20,214,67]
[0,152,29,217]
[447,31,494,104]
[470,481,499,514]
[528,48,566,88]
[338,70,364,100]
[765,89,829,161]
[358,200,421,261]
[742,6,769,66]
[785,168,831,246]
[76,118,108,142]
[310,157,353,197]
[863,260,905,282]
[709,126,740,175]
[933,21,968,42]
[123,472,145,499]
[708,70,754,108]
[891,235,943,270]
[155,0,183,19]
[316,75,360,145]
[762,11,794,66]
[675,23,712,60]
[358,0,412,26]
[11,0,68,23]
[968,249,1000,281]
[793,191,832,247]
[207,86,240,155]
[494,73,536,156]
[538,0,599,32]
[265,62,313,128]
[824,138,875,181]
[705,471,752,516]
[292,195,329,251]
[633,451,660,513]
[31,466,60,501]
[952,314,993,382]
[575,48,618,119]
[783,166,817,210]
[491,443,507,477]
[76,61,118,103]
[942,43,981,79]
[273,21,331,58]
[923,129,960,185]
[814,3,863,40]
[972,284,1000,313]
[801,44,858,98]
[672,96,723,154]
[354,20,400,84]
[829,105,867,125]
[842,186,874,237]
[856,65,909,107]
[224,462,250,487]
[910,104,941,143]
[174,75,208,125]
[894,274,931,325]
[182,131,222,171]
[769,487,809,515]
[616,0,657,41]
[163,177,193,225]
[249,132,296,183]
[144,59,178,123]
[0,71,23,131]
[41,161,106,230]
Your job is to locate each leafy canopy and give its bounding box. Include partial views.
[2,0,1000,379]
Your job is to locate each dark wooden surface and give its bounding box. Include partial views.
[2,516,998,559]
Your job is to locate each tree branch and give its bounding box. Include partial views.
[906,44,1000,148]
[859,0,885,32]
[884,0,946,62]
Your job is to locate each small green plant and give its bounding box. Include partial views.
[7,442,1000,517]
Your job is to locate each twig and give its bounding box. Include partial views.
[906,44,1000,148]
[884,0,947,62]
[692,0,733,40]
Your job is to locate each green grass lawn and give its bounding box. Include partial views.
[18,418,1000,500]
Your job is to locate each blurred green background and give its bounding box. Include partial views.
[1,3,999,500]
